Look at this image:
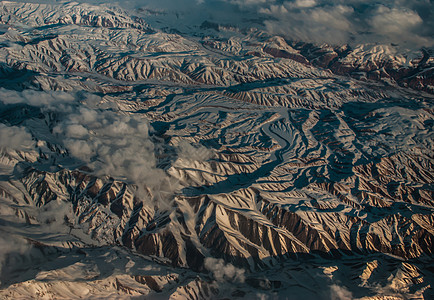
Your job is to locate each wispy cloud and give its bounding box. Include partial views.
[260,3,355,45]
[176,140,213,162]
[0,88,75,108]
[133,0,434,47]
[254,0,432,47]
[330,284,353,300]
[6,0,433,47]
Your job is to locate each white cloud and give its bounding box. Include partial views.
[371,6,423,34]
[63,139,94,159]
[64,124,89,139]
[176,140,213,162]
[151,0,434,47]
[204,257,245,283]
[330,284,353,300]
[53,107,178,205]
[257,1,432,47]
[261,4,355,45]
[369,6,428,46]
[5,0,434,47]
[0,87,178,206]
[0,124,34,151]
[293,0,317,8]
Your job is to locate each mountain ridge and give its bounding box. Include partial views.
[0,1,433,299]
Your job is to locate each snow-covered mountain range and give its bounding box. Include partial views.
[0,1,433,299]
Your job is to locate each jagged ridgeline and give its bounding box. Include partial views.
[0,1,433,299]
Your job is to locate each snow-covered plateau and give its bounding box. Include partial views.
[0,1,433,299]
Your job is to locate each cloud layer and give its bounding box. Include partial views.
[133,0,433,47]
[256,0,432,47]
[8,0,433,47]
[0,88,178,205]
[52,107,173,198]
